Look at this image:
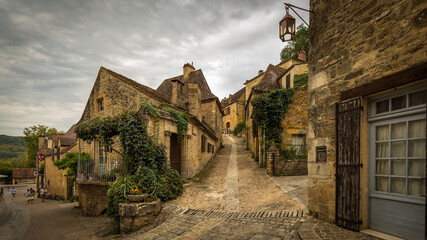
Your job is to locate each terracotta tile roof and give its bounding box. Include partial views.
[12,168,37,179]
[252,64,287,92]
[100,67,171,104]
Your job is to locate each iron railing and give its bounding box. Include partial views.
[77,157,122,182]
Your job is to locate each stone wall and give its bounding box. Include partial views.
[281,86,308,146]
[308,0,427,222]
[78,181,110,216]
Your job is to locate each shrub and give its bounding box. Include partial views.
[232,121,246,135]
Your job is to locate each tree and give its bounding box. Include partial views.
[280,24,309,61]
[54,152,91,181]
[23,125,62,168]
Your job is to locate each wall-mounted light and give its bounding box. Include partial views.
[279,3,312,42]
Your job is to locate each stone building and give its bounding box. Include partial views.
[307,0,426,239]
[12,168,37,184]
[244,57,308,164]
[75,64,222,215]
[221,88,245,133]
[37,125,78,200]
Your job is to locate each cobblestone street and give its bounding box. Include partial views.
[123,135,379,240]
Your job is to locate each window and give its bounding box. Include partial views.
[286,75,291,89]
[201,135,206,152]
[371,89,426,116]
[373,119,426,197]
[98,98,104,112]
[292,134,306,155]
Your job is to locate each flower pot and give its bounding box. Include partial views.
[127,194,148,203]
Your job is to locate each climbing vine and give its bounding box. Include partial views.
[75,108,184,230]
[251,73,308,145]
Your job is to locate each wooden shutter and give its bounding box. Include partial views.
[336,97,361,231]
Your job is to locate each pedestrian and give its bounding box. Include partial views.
[29,188,35,204]
[0,187,3,202]
[24,189,30,204]
[40,186,47,202]
[7,186,10,192]
[11,187,16,199]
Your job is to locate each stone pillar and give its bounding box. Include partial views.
[267,143,279,176]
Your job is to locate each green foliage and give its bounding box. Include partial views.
[75,107,184,229]
[162,108,189,142]
[23,125,62,168]
[107,166,183,226]
[118,112,168,174]
[140,102,160,119]
[53,152,91,180]
[232,121,246,135]
[74,117,119,152]
[251,73,308,146]
[251,89,295,145]
[280,24,309,61]
[293,73,308,88]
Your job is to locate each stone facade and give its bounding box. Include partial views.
[221,88,245,133]
[281,86,308,146]
[38,125,78,200]
[244,59,308,165]
[308,0,427,236]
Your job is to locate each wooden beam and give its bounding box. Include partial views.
[340,62,427,100]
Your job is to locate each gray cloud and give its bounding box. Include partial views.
[0,0,309,136]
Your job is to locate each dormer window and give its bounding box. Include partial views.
[98,98,104,112]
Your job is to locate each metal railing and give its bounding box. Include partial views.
[280,144,307,159]
[77,157,122,182]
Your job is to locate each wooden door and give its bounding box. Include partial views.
[336,97,361,231]
[170,133,181,174]
[67,178,73,200]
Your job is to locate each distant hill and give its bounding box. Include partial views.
[0,135,26,161]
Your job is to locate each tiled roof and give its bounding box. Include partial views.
[223,87,245,107]
[100,67,171,104]
[156,69,218,102]
[12,168,37,179]
[252,64,287,92]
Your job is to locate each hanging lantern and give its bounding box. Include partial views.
[279,7,296,42]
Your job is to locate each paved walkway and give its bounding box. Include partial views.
[220,136,239,211]
[124,135,379,240]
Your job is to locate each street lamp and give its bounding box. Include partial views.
[279,3,312,42]
[279,7,296,42]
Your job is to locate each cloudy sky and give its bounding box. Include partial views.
[0,0,309,136]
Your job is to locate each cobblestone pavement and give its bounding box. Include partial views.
[123,205,378,240]
[169,135,301,212]
[122,135,379,240]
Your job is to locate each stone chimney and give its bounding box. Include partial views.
[258,70,264,75]
[298,50,306,61]
[187,82,202,121]
[171,79,186,109]
[38,136,46,151]
[183,63,195,80]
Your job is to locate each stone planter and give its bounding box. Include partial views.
[127,194,148,203]
[119,198,161,233]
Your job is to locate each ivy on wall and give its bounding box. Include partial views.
[251,73,308,146]
[75,107,184,230]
